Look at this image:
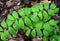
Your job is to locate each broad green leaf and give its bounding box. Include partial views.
[18,8,25,17]
[43,37,48,41]
[13,20,19,30]
[0,27,3,31]
[24,8,31,16]
[25,17,32,27]
[30,15,39,22]
[54,8,59,13]
[31,6,39,12]
[8,27,16,35]
[50,35,59,41]
[7,15,14,20]
[48,9,55,16]
[1,33,6,41]
[38,12,42,20]
[12,11,18,19]
[37,30,42,37]
[44,2,49,10]
[1,20,7,28]
[43,30,49,36]
[25,29,31,37]
[6,19,14,27]
[43,23,51,32]
[31,29,36,37]
[50,3,56,9]
[33,12,38,16]
[19,18,24,29]
[43,11,49,21]
[49,19,58,26]
[4,30,10,38]
[24,26,29,30]
[38,3,43,11]
[35,22,43,30]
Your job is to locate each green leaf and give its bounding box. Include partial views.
[24,8,31,16]
[1,33,6,41]
[43,11,49,21]
[31,6,39,12]
[25,29,31,37]
[0,27,3,31]
[43,30,49,37]
[44,2,49,10]
[30,15,39,22]
[12,11,18,19]
[38,3,43,11]
[24,26,29,30]
[7,15,14,20]
[13,20,19,30]
[43,23,51,32]
[25,17,32,27]
[6,19,14,27]
[19,18,24,29]
[50,35,59,41]
[31,29,36,37]
[49,19,58,26]
[18,8,25,17]
[43,37,48,41]
[48,9,55,16]
[37,30,42,37]
[1,20,7,28]
[50,3,56,9]
[54,8,59,13]
[35,22,43,30]
[38,12,42,20]
[4,30,10,38]
[8,27,16,35]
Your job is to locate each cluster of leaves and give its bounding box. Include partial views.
[0,2,59,41]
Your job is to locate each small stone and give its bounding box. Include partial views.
[17,2,21,6]
[9,39,17,41]
[13,6,19,10]
[6,1,14,7]
[17,38,24,41]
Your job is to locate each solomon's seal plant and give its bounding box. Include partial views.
[0,2,59,41]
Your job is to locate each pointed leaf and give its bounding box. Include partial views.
[43,30,49,36]
[18,8,25,17]
[6,19,14,27]
[25,29,31,37]
[38,12,42,20]
[30,15,39,22]
[4,30,10,38]
[48,9,55,16]
[8,27,16,35]
[25,17,32,27]
[50,3,56,9]
[49,20,58,26]
[19,18,24,29]
[35,22,43,30]
[1,20,7,28]
[44,2,49,10]
[1,33,6,41]
[43,37,48,41]
[37,30,42,37]
[7,15,14,20]
[12,11,18,19]
[13,20,19,30]
[0,27,3,31]
[43,11,49,21]
[31,29,36,37]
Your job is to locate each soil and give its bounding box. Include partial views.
[0,0,60,41]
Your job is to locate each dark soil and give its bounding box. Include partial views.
[0,0,60,41]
